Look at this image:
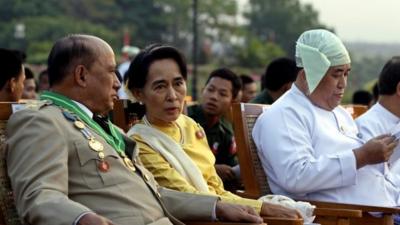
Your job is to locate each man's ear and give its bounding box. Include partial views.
[131,88,143,102]
[396,82,400,97]
[8,78,16,93]
[282,82,293,92]
[74,65,88,87]
[232,90,242,103]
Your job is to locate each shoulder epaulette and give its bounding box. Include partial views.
[17,100,53,111]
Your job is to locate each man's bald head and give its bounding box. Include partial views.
[47,34,111,87]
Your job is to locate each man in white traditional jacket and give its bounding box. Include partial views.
[356,56,400,184]
[252,29,400,207]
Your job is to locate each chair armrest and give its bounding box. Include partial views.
[263,217,303,225]
[314,207,362,218]
[307,200,400,214]
[184,222,267,225]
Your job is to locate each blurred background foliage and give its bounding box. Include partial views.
[0,0,389,100]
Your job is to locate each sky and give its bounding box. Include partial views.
[238,0,400,44]
[298,0,400,44]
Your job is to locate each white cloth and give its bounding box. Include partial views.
[127,123,210,193]
[355,102,400,186]
[117,61,131,99]
[295,29,351,93]
[252,84,400,207]
[259,195,315,224]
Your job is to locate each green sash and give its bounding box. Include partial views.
[40,91,125,154]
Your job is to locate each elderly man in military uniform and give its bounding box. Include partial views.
[5,34,263,225]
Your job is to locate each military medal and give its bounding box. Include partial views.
[98,152,105,159]
[89,139,104,152]
[74,121,85,129]
[98,161,110,172]
[195,130,204,139]
[48,96,129,175]
[123,157,136,171]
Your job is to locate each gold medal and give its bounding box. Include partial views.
[89,139,104,152]
[123,157,136,171]
[98,152,105,159]
[74,121,85,129]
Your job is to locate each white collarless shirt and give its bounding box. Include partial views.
[253,85,400,206]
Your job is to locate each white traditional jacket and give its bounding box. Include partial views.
[356,102,400,186]
[253,85,400,207]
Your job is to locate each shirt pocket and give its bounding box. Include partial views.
[74,140,129,189]
[111,215,145,225]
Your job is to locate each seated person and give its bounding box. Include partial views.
[251,57,298,104]
[372,81,379,104]
[22,66,38,99]
[187,68,240,189]
[0,48,25,102]
[240,74,257,103]
[356,56,400,178]
[6,34,264,225]
[37,69,50,92]
[125,44,301,219]
[352,89,373,108]
[253,29,400,207]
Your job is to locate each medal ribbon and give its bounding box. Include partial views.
[40,91,125,154]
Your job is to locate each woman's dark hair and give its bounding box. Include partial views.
[125,44,187,90]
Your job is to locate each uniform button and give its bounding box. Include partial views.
[156,192,161,198]
[143,174,150,181]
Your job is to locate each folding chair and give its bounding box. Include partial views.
[232,102,400,225]
[342,104,368,119]
[112,99,145,132]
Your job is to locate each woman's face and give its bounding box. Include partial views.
[135,58,186,124]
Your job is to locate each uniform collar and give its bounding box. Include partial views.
[72,100,94,119]
[375,102,400,123]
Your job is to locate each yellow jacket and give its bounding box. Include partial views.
[131,114,262,212]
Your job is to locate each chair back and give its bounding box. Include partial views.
[232,102,399,225]
[111,99,145,132]
[342,104,368,119]
[0,102,24,225]
[232,103,271,199]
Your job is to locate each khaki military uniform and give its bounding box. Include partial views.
[6,102,217,225]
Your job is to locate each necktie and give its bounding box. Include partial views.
[93,115,111,135]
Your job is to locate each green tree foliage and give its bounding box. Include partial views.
[0,0,241,64]
[235,36,286,68]
[347,55,387,91]
[0,0,331,69]
[245,0,330,55]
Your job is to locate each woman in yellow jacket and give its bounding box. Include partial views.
[125,44,300,219]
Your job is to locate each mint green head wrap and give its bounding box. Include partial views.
[295,29,351,93]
